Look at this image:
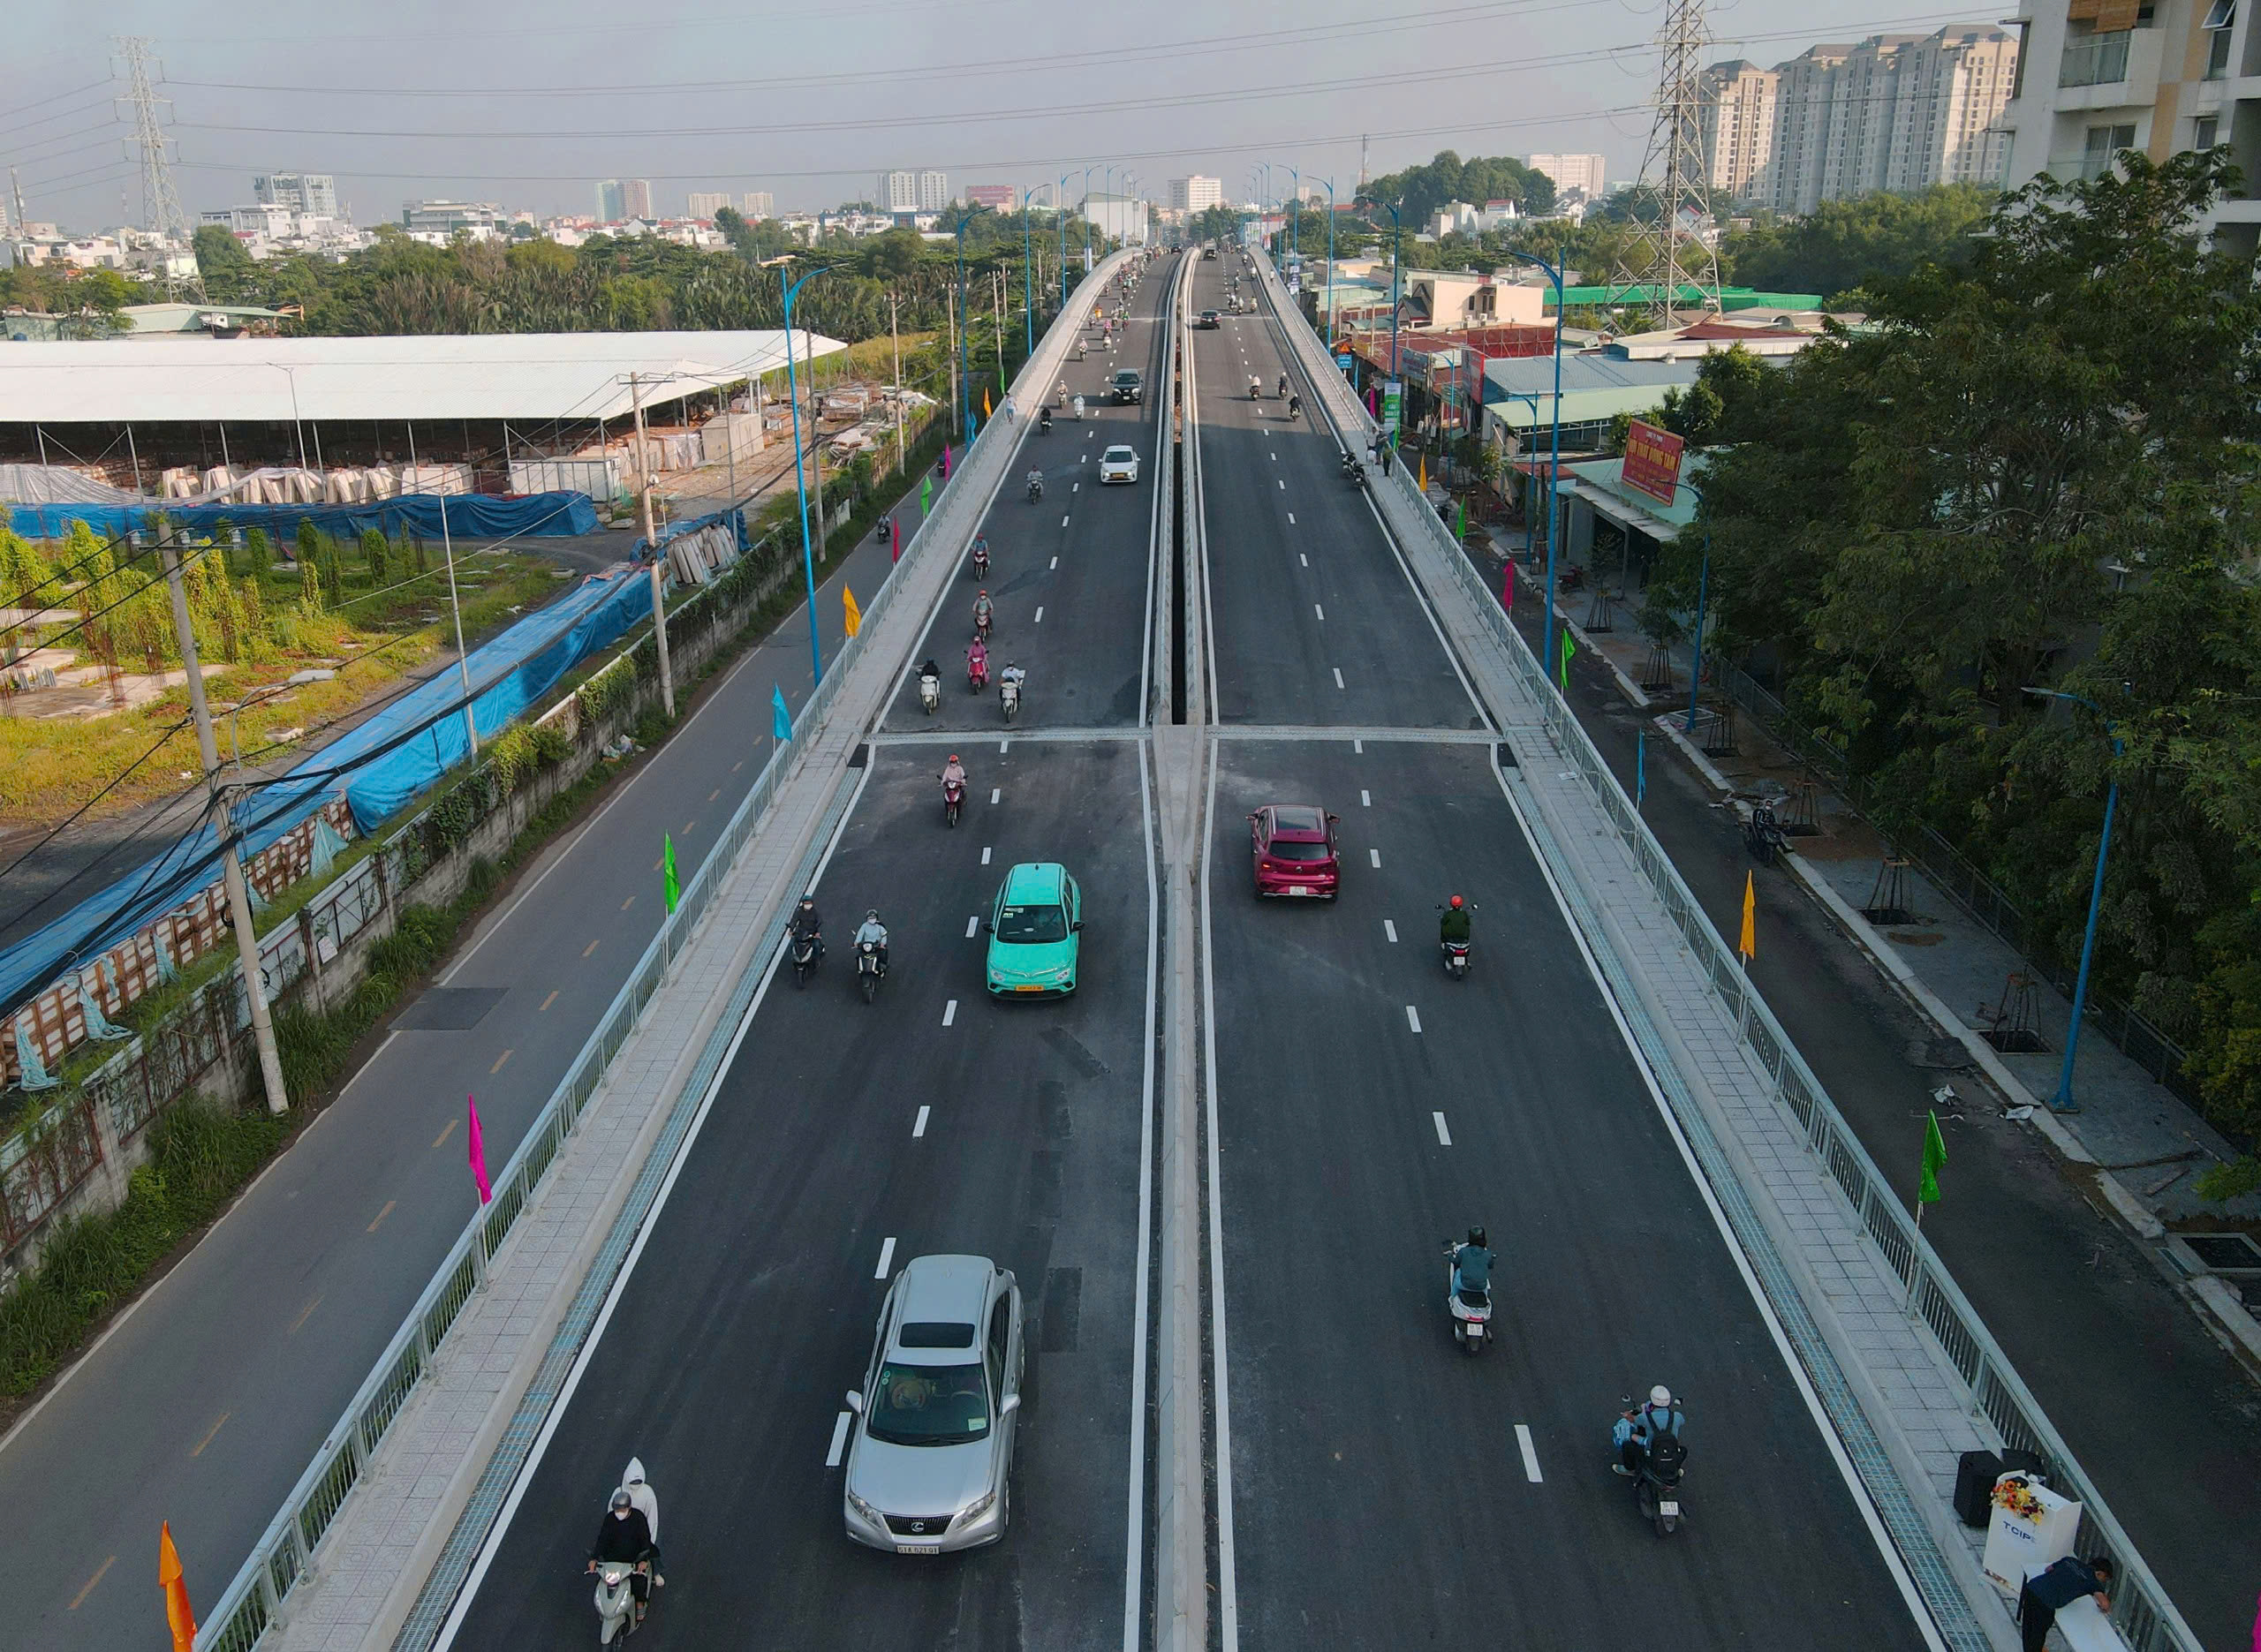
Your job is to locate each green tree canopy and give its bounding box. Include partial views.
[1720,183,1996,299]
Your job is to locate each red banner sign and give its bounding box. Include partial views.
[1621,419,1686,505]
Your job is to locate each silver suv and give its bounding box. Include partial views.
[843,1254,1025,1554]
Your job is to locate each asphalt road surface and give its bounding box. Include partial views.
[1190,253,1934,1650]
[9,454,935,1648]
[444,257,1179,1648]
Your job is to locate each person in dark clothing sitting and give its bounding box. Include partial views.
[588,1490,656,1616]
[1439,894,1472,946]
[2018,1554,2113,1652]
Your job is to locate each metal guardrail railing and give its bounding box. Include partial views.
[1255,251,2201,1652]
[194,253,1133,1652]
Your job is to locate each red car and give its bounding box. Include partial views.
[1249,803,1342,898]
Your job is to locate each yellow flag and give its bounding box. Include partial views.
[983,387,993,418]
[1739,871,1756,962]
[1418,454,1428,493]
[843,585,861,637]
[160,1522,195,1652]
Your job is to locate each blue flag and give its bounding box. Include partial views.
[772,685,793,743]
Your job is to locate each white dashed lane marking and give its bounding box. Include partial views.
[965,916,979,939]
[1406,1006,1423,1033]
[1361,790,1372,806]
[1333,668,1345,690]
[1383,919,1398,943]
[874,1236,896,1278]
[1516,1425,1544,1482]
[827,1412,852,1467]
[1369,849,1380,868]
[1313,604,1325,622]
[913,1105,931,1138]
[1433,1112,1452,1146]
[991,788,1002,803]
[942,999,958,1027]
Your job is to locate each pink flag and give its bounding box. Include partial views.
[941,445,952,479]
[889,516,900,563]
[1502,563,1514,612]
[466,1095,492,1205]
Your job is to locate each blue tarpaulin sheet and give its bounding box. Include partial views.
[0,562,652,1016]
[8,491,598,544]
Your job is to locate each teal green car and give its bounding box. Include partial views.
[984,863,1084,998]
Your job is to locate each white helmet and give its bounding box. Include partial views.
[1649,1384,1674,1408]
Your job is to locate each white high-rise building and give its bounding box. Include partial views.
[1698,62,1780,198]
[1736,26,2017,213]
[253,172,340,218]
[1168,175,1224,213]
[743,192,775,219]
[687,191,732,219]
[1525,154,1608,203]
[918,170,949,211]
[880,170,919,212]
[622,179,654,219]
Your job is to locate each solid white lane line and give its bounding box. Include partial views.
[1313,604,1325,622]
[990,787,1002,803]
[982,846,993,864]
[1383,919,1398,943]
[1369,849,1381,868]
[1406,1005,1423,1033]
[1035,606,1045,623]
[965,916,979,939]
[1332,668,1345,690]
[913,1105,931,1138]
[1361,789,1372,806]
[1433,1112,1452,1146]
[827,1411,852,1467]
[1516,1424,1543,1482]
[942,999,958,1026]
[874,1236,896,1279]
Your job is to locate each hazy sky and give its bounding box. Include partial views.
[4,0,1992,230]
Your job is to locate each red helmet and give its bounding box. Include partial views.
[1449,894,1464,909]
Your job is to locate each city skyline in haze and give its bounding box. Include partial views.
[4,0,2005,233]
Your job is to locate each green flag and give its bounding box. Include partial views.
[920,473,933,515]
[663,834,680,915]
[1918,1110,1947,1204]
[1455,499,1467,543]
[1559,630,1577,691]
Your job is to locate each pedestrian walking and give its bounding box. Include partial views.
[2016,1555,2113,1652]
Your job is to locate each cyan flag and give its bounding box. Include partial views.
[772,685,793,742]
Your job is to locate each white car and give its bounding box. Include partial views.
[1099,445,1140,485]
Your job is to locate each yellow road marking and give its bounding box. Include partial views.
[69,1556,116,1610]
[582,939,600,957]
[539,990,558,1012]
[708,788,721,802]
[191,1412,231,1457]
[490,1048,513,1074]
[620,895,634,910]
[432,1118,458,1150]
[367,1200,396,1233]
[289,1294,323,1335]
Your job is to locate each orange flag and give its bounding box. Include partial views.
[160,1521,195,1652]
[843,585,862,638]
[1418,453,1428,494]
[1738,871,1757,962]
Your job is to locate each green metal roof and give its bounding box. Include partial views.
[1548,284,1825,313]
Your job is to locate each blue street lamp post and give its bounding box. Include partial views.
[1083,166,1096,264]
[952,204,991,446]
[1502,248,1565,677]
[1318,177,1336,346]
[780,264,829,685]
[2025,689,2124,1113]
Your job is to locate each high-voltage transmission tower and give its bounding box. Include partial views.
[116,35,203,298]
[1615,0,1719,328]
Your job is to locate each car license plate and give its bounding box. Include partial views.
[896,1542,941,1556]
[1289,886,1312,897]
[1658,1501,1679,1518]
[1015,984,1043,993]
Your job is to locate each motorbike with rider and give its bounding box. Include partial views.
[1439,894,1474,978]
[854,909,891,1002]
[789,896,825,987]
[972,589,994,642]
[1613,1386,1690,1535]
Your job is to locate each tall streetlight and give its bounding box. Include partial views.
[1083,165,1097,263]
[1676,479,1711,735]
[1020,185,1042,358]
[1058,171,1076,306]
[2023,688,2125,1113]
[951,202,992,445]
[1124,171,1140,245]
[780,262,831,686]
[1312,176,1338,349]
[1502,247,1564,675]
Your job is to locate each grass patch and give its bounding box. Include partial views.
[0,1099,289,1395]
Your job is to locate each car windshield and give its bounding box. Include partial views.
[1113,373,1138,385]
[1106,448,1135,462]
[866,1361,989,1446]
[1267,839,1332,862]
[996,901,1069,943]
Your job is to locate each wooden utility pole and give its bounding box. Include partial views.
[160,533,288,1116]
